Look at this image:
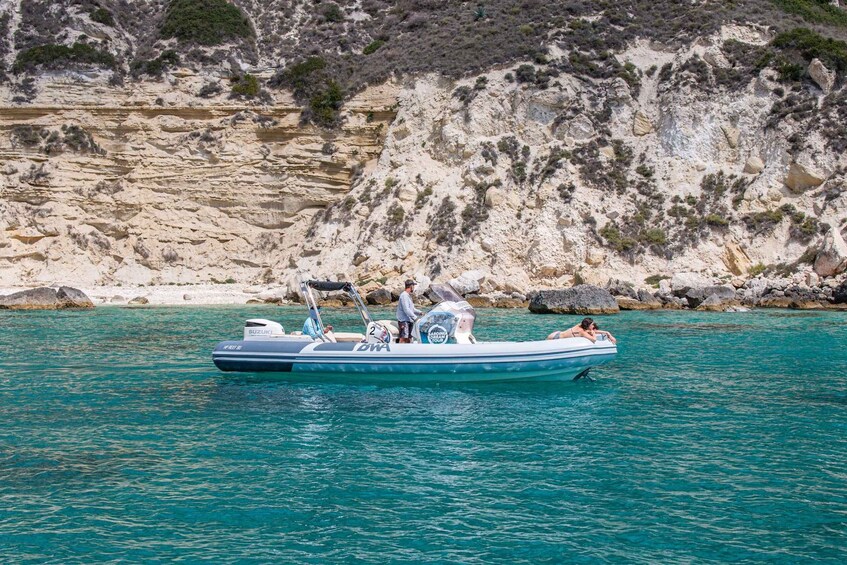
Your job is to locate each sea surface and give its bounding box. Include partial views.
[0,305,845,563]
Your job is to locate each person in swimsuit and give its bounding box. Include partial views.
[588,321,617,344]
[547,317,596,342]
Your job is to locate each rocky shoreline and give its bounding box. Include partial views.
[2,269,845,313]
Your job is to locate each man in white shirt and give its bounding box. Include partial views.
[396,279,422,343]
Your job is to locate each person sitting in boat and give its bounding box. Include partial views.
[588,321,617,344]
[303,306,334,341]
[547,317,597,342]
[396,279,423,344]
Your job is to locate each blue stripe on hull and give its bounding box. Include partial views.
[212,339,617,382]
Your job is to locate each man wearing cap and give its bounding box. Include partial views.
[396,279,423,343]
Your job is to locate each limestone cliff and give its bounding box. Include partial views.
[0,72,397,286]
[2,0,847,295]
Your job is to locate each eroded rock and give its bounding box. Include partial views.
[814,228,847,277]
[529,285,619,315]
[808,58,835,94]
[0,286,94,310]
[633,111,654,136]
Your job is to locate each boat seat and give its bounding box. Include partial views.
[375,320,399,337]
[333,332,365,343]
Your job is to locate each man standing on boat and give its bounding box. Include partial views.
[397,279,422,344]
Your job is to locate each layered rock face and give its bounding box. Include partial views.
[290,28,847,295]
[2,18,847,296]
[0,74,396,286]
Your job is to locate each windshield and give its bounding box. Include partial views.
[430,283,465,304]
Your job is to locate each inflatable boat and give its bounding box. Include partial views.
[212,280,617,383]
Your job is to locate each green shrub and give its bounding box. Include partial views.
[309,80,344,127]
[705,214,729,227]
[321,3,343,22]
[515,64,536,83]
[271,56,326,97]
[131,50,179,77]
[743,209,784,233]
[748,263,768,277]
[641,228,667,245]
[771,0,847,26]
[161,0,252,45]
[600,224,636,252]
[13,42,116,73]
[387,203,405,226]
[90,7,114,26]
[772,28,847,74]
[230,73,259,97]
[363,39,385,55]
[644,274,669,287]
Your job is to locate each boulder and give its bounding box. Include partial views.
[484,187,506,208]
[814,228,847,277]
[57,286,94,309]
[0,287,60,310]
[808,58,835,94]
[743,156,765,175]
[696,293,740,312]
[0,286,94,310]
[352,251,369,266]
[128,296,150,305]
[493,296,527,308]
[671,272,713,297]
[448,274,481,296]
[632,111,654,136]
[785,162,827,192]
[637,289,664,309]
[563,114,595,141]
[529,285,619,315]
[685,285,737,309]
[721,124,740,149]
[465,295,493,308]
[758,295,794,308]
[616,296,661,311]
[607,279,637,299]
[366,287,393,305]
[833,280,847,304]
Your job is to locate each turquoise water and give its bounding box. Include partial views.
[1,306,846,563]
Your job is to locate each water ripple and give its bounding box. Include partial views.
[0,306,845,562]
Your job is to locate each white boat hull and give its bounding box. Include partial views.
[212,337,617,382]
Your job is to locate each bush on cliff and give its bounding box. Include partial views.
[161,0,252,45]
[131,50,179,77]
[13,42,116,73]
[772,0,847,27]
[771,28,847,74]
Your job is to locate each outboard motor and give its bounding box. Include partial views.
[365,321,392,344]
[413,284,476,344]
[244,319,285,341]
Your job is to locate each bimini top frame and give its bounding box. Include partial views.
[299,280,374,335]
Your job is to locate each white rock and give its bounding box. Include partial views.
[785,161,827,192]
[743,156,764,174]
[671,272,712,293]
[412,274,431,295]
[485,187,505,208]
[721,125,739,149]
[814,228,847,277]
[564,114,595,141]
[448,275,480,296]
[633,111,654,136]
[461,269,487,283]
[397,185,417,202]
[808,58,835,94]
